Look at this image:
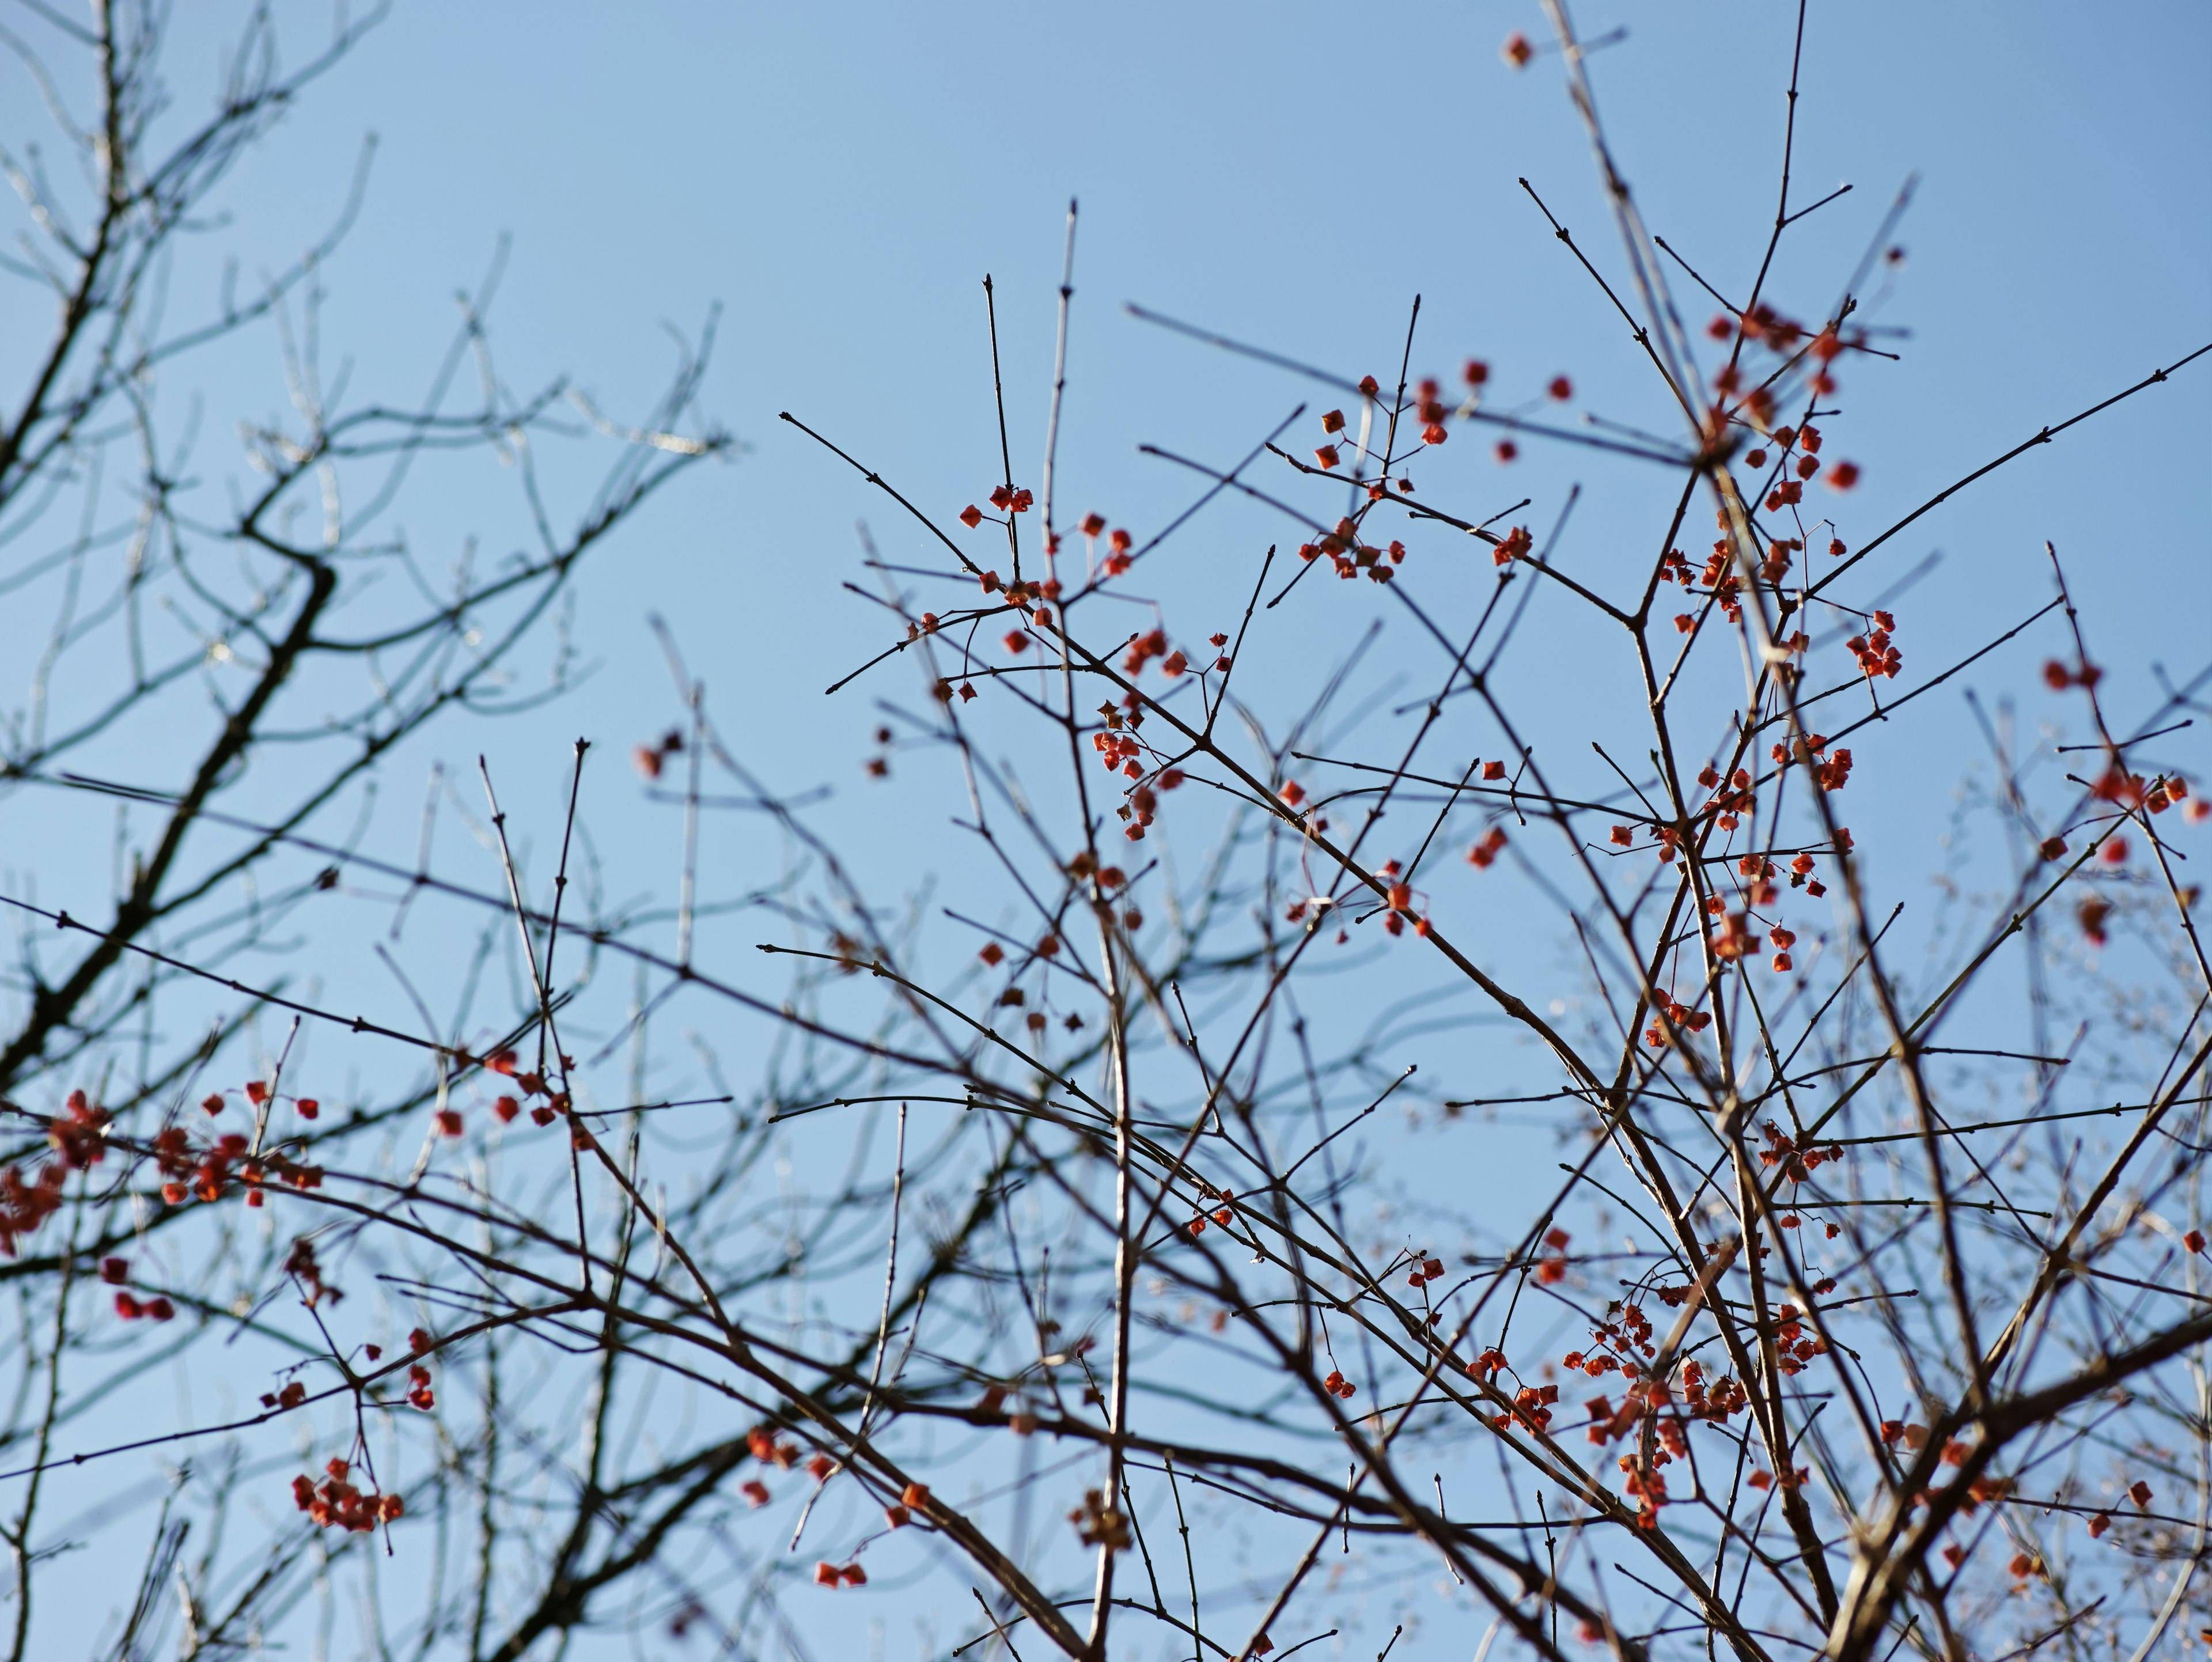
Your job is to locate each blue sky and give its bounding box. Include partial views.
[124,0,2207,859]
[90,0,2201,989]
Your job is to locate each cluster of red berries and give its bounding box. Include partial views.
[1297,516,1405,584]
[1120,626,1175,676]
[49,1088,111,1169]
[0,1163,66,1257]
[1699,761,1759,830]
[743,1442,843,1493]
[383,1328,438,1409]
[2040,657,2102,692]
[1756,537,1803,587]
[1491,1381,1560,1435]
[1713,305,1811,355]
[1093,722,1148,778]
[292,1459,402,1532]
[1071,515,1135,575]
[1185,1187,1236,1235]
[1763,1302,1831,1375]
[2094,767,2198,819]
[1847,609,1903,679]
[1708,308,1848,402]
[484,1048,569,1129]
[1571,1355,1756,1526]
[112,1293,176,1322]
[746,1424,804,1469]
[1,1089,122,1255]
[956,483,1034,529]
[1756,1122,1844,1187]
[1707,910,1757,962]
[1457,1345,1503,1380]
[1565,1300,1656,1381]
[882,1480,929,1529]
[1376,862,1432,938]
[1643,999,1714,1048]
[152,1123,323,1210]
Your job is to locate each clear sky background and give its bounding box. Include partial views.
[116,0,2205,1114]
[91,0,2205,1013]
[4,3,2210,1657]
[135,1,2210,831]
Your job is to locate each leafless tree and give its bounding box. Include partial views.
[2,5,2207,1662]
